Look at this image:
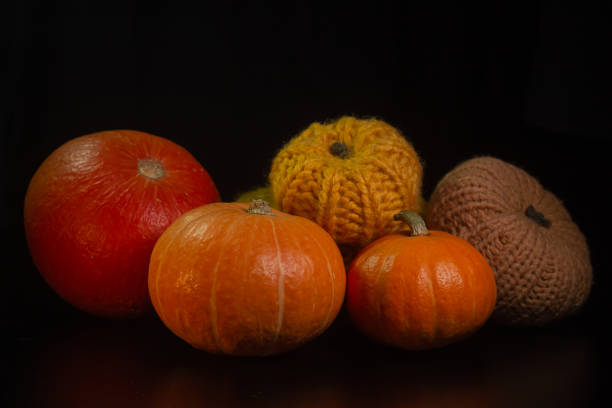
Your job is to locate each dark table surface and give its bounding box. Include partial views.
[13,299,603,408]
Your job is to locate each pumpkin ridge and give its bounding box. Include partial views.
[462,248,478,329]
[168,207,231,347]
[151,209,214,331]
[569,235,593,311]
[369,152,415,193]
[499,217,545,319]
[551,238,578,318]
[422,255,439,346]
[377,238,405,343]
[476,213,542,322]
[281,161,319,216]
[267,217,286,348]
[241,222,265,348]
[208,216,244,353]
[527,240,560,323]
[294,219,337,335]
[315,167,338,233]
[270,154,302,211]
[371,243,390,338]
[354,167,377,243]
[543,233,585,320]
[431,234,471,342]
[525,222,571,323]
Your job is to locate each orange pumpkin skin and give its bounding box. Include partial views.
[148,201,346,356]
[24,130,220,318]
[347,229,497,350]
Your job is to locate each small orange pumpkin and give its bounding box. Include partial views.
[148,200,346,356]
[346,211,497,350]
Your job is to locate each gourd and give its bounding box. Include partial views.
[148,200,346,356]
[24,129,219,317]
[347,211,497,350]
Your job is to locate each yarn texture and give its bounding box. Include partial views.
[426,156,592,326]
[269,116,423,247]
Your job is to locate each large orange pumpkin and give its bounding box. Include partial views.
[347,211,497,350]
[148,200,346,356]
[24,130,220,317]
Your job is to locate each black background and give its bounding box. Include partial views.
[5,2,609,407]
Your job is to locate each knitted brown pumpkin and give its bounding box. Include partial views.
[426,156,592,326]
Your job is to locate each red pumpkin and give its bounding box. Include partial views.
[347,211,497,350]
[24,130,220,317]
[148,200,346,356]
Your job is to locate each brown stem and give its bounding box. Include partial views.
[393,210,430,237]
[525,205,551,228]
[330,142,351,159]
[247,199,274,215]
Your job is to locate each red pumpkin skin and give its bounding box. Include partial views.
[24,130,220,318]
[148,201,346,356]
[347,229,497,350]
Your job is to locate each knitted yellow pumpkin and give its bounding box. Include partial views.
[269,116,423,247]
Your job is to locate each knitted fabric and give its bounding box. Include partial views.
[426,156,592,326]
[269,116,423,248]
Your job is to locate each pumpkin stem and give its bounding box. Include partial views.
[247,199,274,215]
[138,158,166,180]
[525,205,551,228]
[393,210,430,237]
[330,142,351,159]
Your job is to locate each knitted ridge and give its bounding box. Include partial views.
[269,116,423,247]
[426,156,592,326]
